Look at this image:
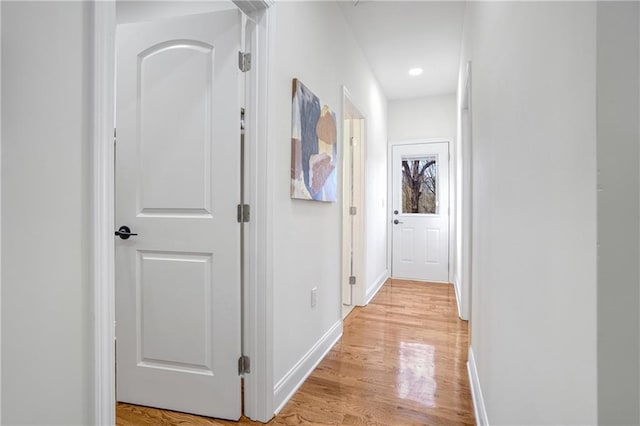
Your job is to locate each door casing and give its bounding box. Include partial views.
[90,0,275,423]
[341,87,366,314]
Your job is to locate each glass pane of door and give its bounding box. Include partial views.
[401,156,438,214]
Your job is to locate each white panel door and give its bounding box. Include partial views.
[115,10,242,420]
[392,143,449,282]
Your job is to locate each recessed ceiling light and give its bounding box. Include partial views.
[408,67,423,76]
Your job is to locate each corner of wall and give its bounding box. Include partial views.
[453,275,464,320]
[365,270,388,305]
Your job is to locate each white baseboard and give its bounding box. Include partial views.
[273,320,343,414]
[467,347,489,426]
[365,269,389,304]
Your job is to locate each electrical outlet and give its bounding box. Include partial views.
[311,287,318,308]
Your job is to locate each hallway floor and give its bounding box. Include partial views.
[117,279,475,425]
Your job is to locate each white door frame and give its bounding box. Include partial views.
[91,1,274,423]
[341,87,366,313]
[387,138,454,283]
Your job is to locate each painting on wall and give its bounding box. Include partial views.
[291,78,338,202]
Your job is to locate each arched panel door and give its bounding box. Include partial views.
[115,9,242,420]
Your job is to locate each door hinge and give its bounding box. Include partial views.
[349,276,356,285]
[238,355,250,375]
[238,52,251,72]
[237,204,250,223]
[349,206,357,215]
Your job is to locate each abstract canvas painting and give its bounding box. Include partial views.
[291,79,338,202]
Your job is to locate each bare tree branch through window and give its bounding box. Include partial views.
[401,157,437,214]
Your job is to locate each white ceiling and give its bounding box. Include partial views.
[339,1,466,101]
[117,1,465,100]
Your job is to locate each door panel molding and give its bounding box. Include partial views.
[91,1,273,423]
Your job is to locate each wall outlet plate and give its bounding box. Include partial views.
[311,287,318,308]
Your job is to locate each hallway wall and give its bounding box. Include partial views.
[596,3,640,424]
[387,94,456,142]
[1,2,92,424]
[267,1,388,410]
[459,2,598,424]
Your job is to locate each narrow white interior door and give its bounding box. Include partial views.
[342,117,363,308]
[115,10,242,420]
[342,119,355,307]
[392,143,450,282]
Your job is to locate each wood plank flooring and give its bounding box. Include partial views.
[117,279,475,425]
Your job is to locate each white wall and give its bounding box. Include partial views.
[596,3,640,425]
[1,1,92,424]
[388,95,456,142]
[116,0,235,24]
[460,2,598,424]
[364,89,388,300]
[387,94,457,295]
[267,0,387,395]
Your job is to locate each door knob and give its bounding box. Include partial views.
[115,225,138,240]
[393,219,403,225]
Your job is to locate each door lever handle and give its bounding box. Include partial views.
[393,219,403,225]
[115,225,138,240]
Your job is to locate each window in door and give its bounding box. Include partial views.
[401,156,438,215]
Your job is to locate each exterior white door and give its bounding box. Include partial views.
[115,10,242,420]
[392,143,450,282]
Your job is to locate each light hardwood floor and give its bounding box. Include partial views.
[117,279,475,425]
